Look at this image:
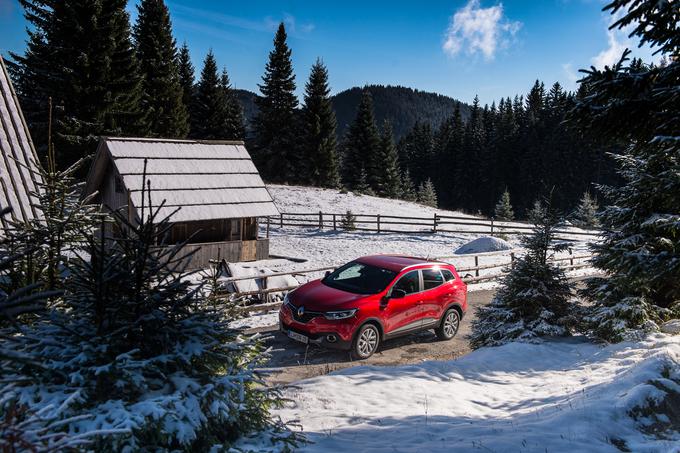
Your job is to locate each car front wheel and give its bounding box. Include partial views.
[351,323,380,360]
[436,308,460,340]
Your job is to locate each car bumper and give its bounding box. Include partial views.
[279,305,355,350]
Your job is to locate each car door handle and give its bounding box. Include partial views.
[416,300,423,305]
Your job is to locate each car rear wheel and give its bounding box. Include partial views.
[351,324,380,360]
[436,308,460,340]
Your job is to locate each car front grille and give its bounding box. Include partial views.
[287,301,323,324]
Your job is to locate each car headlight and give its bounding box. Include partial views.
[323,309,357,320]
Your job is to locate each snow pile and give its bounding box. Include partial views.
[455,236,513,254]
[239,334,680,452]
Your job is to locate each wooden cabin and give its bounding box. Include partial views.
[83,137,279,269]
[0,56,42,232]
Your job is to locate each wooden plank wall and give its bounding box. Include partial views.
[171,238,270,270]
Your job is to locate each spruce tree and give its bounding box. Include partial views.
[300,59,340,188]
[469,199,576,348]
[378,120,402,198]
[190,52,244,140]
[401,169,417,202]
[494,189,515,221]
[133,0,189,138]
[568,0,680,341]
[219,68,246,140]
[570,191,599,228]
[342,90,381,191]
[417,179,438,208]
[253,23,298,182]
[9,0,143,168]
[177,42,195,118]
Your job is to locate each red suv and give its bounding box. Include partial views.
[279,255,467,359]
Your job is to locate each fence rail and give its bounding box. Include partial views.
[220,250,594,315]
[266,211,600,240]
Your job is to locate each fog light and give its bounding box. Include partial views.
[326,334,337,343]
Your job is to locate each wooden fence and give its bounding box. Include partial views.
[265,212,599,240]
[219,250,594,315]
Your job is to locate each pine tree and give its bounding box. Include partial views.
[378,120,402,198]
[568,0,680,342]
[354,167,374,196]
[133,0,189,138]
[0,175,297,450]
[570,192,599,228]
[177,42,195,117]
[494,189,515,221]
[9,0,143,168]
[469,198,576,348]
[342,90,381,191]
[401,169,417,202]
[300,59,340,188]
[340,210,357,231]
[253,23,298,182]
[219,68,246,140]
[190,51,243,140]
[417,179,438,208]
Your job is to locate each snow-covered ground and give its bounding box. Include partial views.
[241,334,680,452]
[264,185,594,269]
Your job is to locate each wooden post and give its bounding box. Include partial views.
[319,211,323,230]
[262,276,269,304]
[510,252,515,269]
[474,255,480,277]
[490,218,494,235]
[266,216,270,238]
[333,214,337,230]
[433,213,438,233]
[377,214,381,234]
[279,213,283,228]
[569,248,574,266]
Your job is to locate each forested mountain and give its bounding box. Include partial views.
[332,85,470,140]
[234,85,470,140]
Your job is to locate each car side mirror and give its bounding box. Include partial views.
[325,270,331,277]
[390,289,407,299]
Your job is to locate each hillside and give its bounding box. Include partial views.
[332,85,470,139]
[234,85,470,140]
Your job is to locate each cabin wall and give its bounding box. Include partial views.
[173,238,269,270]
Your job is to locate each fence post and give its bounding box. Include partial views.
[490,218,494,235]
[474,255,480,277]
[279,213,283,228]
[319,211,323,230]
[510,252,515,269]
[333,214,337,230]
[262,276,269,304]
[266,216,270,238]
[377,214,381,234]
[433,213,438,233]
[569,248,574,266]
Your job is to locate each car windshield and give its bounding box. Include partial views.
[322,261,397,294]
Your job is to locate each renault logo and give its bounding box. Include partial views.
[297,306,305,317]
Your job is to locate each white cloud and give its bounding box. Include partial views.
[442,0,522,60]
[561,62,580,90]
[591,10,658,69]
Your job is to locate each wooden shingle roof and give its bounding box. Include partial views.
[84,137,279,222]
[0,56,42,229]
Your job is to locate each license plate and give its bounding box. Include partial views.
[288,330,309,344]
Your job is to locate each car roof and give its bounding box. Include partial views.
[355,255,448,273]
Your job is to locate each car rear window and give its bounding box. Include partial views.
[422,268,445,290]
[441,269,455,281]
[323,262,397,294]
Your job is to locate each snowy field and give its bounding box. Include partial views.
[240,334,680,452]
[264,185,594,269]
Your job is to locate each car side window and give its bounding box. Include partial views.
[422,268,445,290]
[441,269,455,282]
[392,270,420,295]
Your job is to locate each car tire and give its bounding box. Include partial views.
[351,323,380,360]
[436,308,460,340]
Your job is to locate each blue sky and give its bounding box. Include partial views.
[0,0,656,104]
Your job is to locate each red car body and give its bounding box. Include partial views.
[279,255,467,356]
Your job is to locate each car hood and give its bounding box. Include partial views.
[289,279,371,311]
